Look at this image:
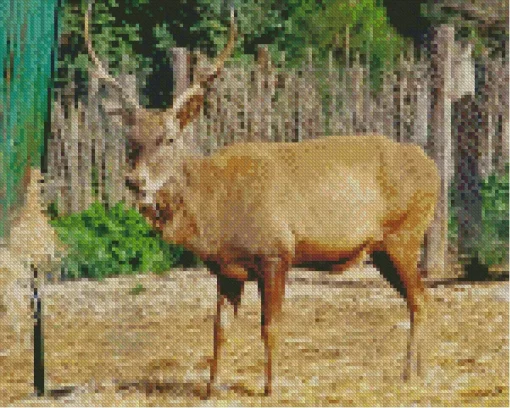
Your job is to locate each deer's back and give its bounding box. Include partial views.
[185,135,438,259]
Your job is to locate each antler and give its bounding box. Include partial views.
[84,1,140,110]
[201,7,238,87]
[171,8,237,118]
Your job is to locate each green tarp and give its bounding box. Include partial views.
[0,0,59,239]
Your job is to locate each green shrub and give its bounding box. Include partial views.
[478,169,509,267]
[449,167,509,269]
[51,201,195,280]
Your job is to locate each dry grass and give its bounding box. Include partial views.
[1,168,62,357]
[0,267,508,406]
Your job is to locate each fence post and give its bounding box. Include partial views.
[328,51,340,134]
[381,70,395,140]
[172,47,190,99]
[89,70,106,208]
[76,101,88,211]
[51,96,65,215]
[397,54,406,142]
[112,64,136,205]
[364,27,373,133]
[279,52,293,142]
[478,52,495,179]
[274,52,285,142]
[80,102,92,210]
[68,101,80,214]
[413,58,429,148]
[363,58,373,133]
[305,48,313,139]
[258,45,273,142]
[452,41,475,101]
[453,95,483,268]
[294,67,302,142]
[425,25,455,279]
[87,69,100,207]
[352,53,364,133]
[241,65,250,144]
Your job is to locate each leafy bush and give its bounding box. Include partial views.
[478,170,509,267]
[449,168,509,270]
[51,201,197,280]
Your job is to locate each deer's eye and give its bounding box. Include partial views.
[165,138,174,145]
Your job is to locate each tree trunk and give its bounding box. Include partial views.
[425,25,454,279]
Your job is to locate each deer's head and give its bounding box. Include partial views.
[84,1,237,206]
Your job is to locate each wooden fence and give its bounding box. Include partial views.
[45,48,508,204]
[185,47,431,151]
[45,72,130,215]
[43,27,508,277]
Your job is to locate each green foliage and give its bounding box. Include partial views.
[288,0,406,87]
[191,0,283,58]
[478,169,509,267]
[58,0,407,102]
[130,283,146,295]
[46,201,60,220]
[190,0,406,73]
[51,201,190,280]
[59,0,144,77]
[449,168,509,269]
[422,0,508,57]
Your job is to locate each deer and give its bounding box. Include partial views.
[85,1,440,397]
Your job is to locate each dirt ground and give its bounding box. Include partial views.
[1,266,508,406]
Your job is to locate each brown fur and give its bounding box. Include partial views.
[136,135,439,395]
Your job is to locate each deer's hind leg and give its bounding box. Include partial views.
[371,214,431,381]
[257,255,289,396]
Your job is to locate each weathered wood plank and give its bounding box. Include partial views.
[426,25,455,279]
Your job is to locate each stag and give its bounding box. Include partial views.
[85,2,440,397]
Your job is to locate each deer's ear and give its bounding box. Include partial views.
[174,91,205,130]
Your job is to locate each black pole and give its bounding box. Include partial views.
[32,263,44,396]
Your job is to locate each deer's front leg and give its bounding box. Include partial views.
[258,256,287,396]
[207,271,245,397]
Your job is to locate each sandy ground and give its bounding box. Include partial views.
[0,266,508,406]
